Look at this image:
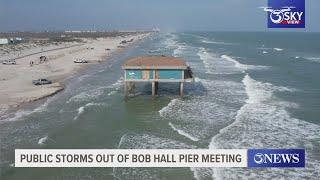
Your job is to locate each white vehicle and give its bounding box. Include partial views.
[2,60,16,65]
[74,59,88,63]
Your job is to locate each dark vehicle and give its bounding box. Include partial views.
[32,78,52,85]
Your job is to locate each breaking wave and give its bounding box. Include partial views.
[0,97,55,123]
[302,57,320,63]
[221,55,268,70]
[273,48,284,51]
[67,88,105,103]
[38,136,49,146]
[208,74,320,179]
[202,39,234,45]
[168,122,199,142]
[197,48,267,74]
[73,106,85,120]
[73,102,106,120]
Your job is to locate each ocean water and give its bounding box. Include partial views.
[0,32,320,179]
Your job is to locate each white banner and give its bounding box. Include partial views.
[15,149,247,167]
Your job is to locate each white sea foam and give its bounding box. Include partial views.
[159,78,245,145]
[38,136,48,146]
[38,135,56,146]
[202,39,233,45]
[107,91,117,96]
[118,133,195,149]
[116,135,192,178]
[85,102,105,107]
[303,57,320,63]
[173,45,187,57]
[113,167,164,180]
[197,48,267,75]
[117,134,127,148]
[1,110,33,122]
[242,74,295,104]
[210,74,298,148]
[0,97,54,123]
[168,122,199,141]
[197,48,219,74]
[257,47,271,50]
[274,48,284,51]
[163,34,178,50]
[0,106,8,116]
[293,55,320,63]
[73,102,106,120]
[191,167,216,180]
[67,88,105,103]
[208,74,320,179]
[221,55,268,70]
[73,106,85,120]
[33,97,56,113]
[108,77,124,90]
[66,77,123,103]
[158,98,179,117]
[78,74,90,81]
[194,77,202,82]
[262,51,268,54]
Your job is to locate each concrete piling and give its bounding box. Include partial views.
[152,81,158,96]
[124,82,135,97]
[179,82,184,96]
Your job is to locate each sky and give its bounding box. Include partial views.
[0,0,319,32]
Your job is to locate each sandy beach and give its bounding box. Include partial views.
[0,32,150,108]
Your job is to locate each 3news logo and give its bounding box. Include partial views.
[248,149,305,168]
[262,0,305,28]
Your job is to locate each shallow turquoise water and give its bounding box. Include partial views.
[0,32,319,179]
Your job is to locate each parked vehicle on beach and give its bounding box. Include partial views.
[73,59,88,63]
[2,59,16,65]
[32,78,52,85]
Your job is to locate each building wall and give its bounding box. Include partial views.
[125,69,183,80]
[126,70,142,80]
[0,38,8,45]
[157,70,182,80]
[149,70,154,79]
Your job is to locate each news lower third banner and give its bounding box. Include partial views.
[15,149,305,168]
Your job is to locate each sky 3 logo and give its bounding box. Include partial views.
[261,0,305,28]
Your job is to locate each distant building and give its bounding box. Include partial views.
[65,30,82,33]
[15,37,23,41]
[0,38,8,45]
[152,28,160,32]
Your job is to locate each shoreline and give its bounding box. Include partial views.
[0,32,151,110]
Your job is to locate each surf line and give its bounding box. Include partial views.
[169,122,199,142]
